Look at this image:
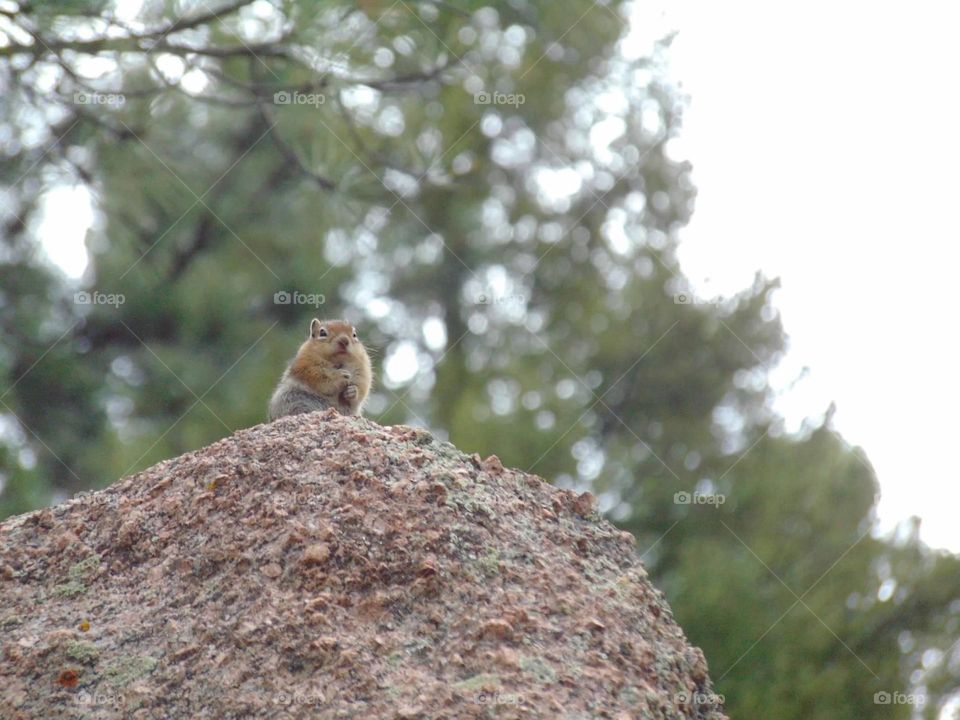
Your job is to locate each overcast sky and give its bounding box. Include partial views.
[647,1,960,551]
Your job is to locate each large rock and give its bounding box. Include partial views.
[0,411,727,719]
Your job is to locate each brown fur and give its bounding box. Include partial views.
[269,319,372,419]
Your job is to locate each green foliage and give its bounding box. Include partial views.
[1,1,958,717]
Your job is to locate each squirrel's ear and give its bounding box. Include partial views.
[309,318,323,339]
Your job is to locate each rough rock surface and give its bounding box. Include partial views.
[0,411,727,719]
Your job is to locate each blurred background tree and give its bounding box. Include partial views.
[1,1,958,717]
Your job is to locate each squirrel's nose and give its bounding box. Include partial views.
[337,336,350,348]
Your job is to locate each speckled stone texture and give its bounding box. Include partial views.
[0,410,727,719]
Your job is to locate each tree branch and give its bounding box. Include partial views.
[254,100,336,191]
[0,35,293,59]
[147,0,258,37]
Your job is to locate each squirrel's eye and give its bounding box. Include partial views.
[352,331,358,339]
[318,328,328,338]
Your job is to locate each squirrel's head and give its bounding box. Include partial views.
[288,318,373,400]
[304,318,363,360]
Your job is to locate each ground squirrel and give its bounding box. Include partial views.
[268,318,372,421]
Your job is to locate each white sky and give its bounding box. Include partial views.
[653,1,960,551]
[31,1,960,552]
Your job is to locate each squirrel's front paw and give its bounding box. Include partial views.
[342,383,358,402]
